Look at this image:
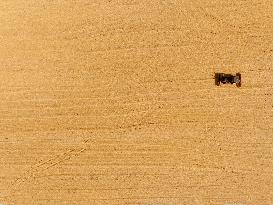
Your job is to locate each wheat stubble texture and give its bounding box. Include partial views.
[0,0,273,205]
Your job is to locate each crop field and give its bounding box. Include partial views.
[0,0,272,204]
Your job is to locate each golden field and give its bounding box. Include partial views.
[0,0,272,204]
